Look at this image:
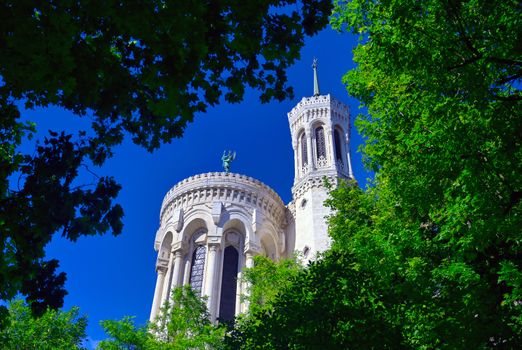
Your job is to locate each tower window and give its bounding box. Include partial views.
[219,246,239,323]
[334,129,343,164]
[300,133,308,167]
[315,126,326,159]
[189,245,206,296]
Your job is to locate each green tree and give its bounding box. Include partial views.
[0,300,87,349]
[241,255,303,314]
[99,286,225,350]
[234,1,521,348]
[0,0,332,320]
[232,248,401,349]
[225,255,303,348]
[333,0,520,347]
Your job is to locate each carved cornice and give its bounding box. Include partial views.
[244,241,262,255]
[156,266,167,274]
[287,94,350,133]
[156,257,169,271]
[171,241,186,254]
[291,172,345,199]
[207,242,220,252]
[160,172,286,228]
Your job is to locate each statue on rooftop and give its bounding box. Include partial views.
[222,150,236,173]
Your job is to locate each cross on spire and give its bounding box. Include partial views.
[312,58,320,96]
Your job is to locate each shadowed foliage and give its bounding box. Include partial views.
[0,0,332,324]
[231,0,521,348]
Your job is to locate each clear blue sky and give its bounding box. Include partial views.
[21,27,368,346]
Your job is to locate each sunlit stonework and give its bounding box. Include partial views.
[149,63,354,322]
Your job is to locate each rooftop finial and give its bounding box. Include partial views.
[312,58,320,96]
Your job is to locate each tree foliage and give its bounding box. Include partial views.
[0,300,87,349]
[99,286,225,350]
[330,0,521,346]
[241,255,303,315]
[232,249,401,349]
[234,0,521,348]
[0,0,332,320]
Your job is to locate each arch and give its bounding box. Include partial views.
[222,218,247,237]
[218,245,239,323]
[259,231,278,260]
[180,216,210,243]
[158,231,174,305]
[224,231,242,250]
[158,231,173,261]
[255,217,281,259]
[222,213,251,243]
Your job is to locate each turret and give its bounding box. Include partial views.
[287,60,354,257]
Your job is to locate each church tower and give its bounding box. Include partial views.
[287,59,353,257]
[149,60,354,323]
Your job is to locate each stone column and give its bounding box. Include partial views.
[241,251,256,312]
[345,132,354,178]
[327,126,335,168]
[305,127,314,170]
[204,244,219,319]
[235,248,245,316]
[149,266,167,321]
[160,253,174,306]
[292,141,298,180]
[183,257,191,285]
[245,251,255,268]
[170,250,185,292]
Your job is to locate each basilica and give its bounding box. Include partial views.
[149,64,354,322]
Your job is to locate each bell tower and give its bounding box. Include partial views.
[288,59,353,257]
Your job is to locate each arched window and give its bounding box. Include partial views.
[300,133,308,167]
[315,126,326,159]
[219,246,239,322]
[334,129,343,164]
[189,245,206,296]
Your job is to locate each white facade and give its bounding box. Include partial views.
[149,90,353,322]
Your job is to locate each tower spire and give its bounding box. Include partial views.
[312,58,320,96]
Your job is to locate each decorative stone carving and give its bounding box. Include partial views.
[251,208,263,233]
[173,208,184,232]
[155,257,169,271]
[207,235,221,246]
[244,241,261,255]
[317,155,328,168]
[171,241,186,253]
[160,172,286,229]
[301,163,310,176]
[211,202,223,225]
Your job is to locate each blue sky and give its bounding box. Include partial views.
[22,27,369,344]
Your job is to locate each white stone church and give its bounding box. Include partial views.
[149,64,354,322]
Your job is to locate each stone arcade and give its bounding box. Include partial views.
[149,65,354,322]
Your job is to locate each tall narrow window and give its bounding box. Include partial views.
[300,133,308,167]
[315,126,326,159]
[189,245,206,296]
[219,246,239,323]
[334,129,343,164]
